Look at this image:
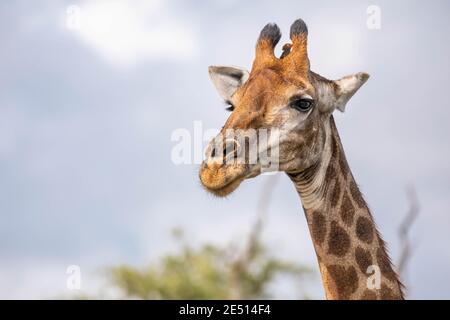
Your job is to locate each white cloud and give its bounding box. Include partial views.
[69,0,197,67]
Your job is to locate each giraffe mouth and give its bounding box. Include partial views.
[199,162,249,197]
[202,176,245,197]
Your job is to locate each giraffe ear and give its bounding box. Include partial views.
[333,72,370,112]
[208,66,250,102]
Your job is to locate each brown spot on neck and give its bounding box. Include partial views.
[355,247,373,273]
[328,166,341,208]
[356,216,375,244]
[326,265,359,300]
[309,211,327,246]
[340,192,355,226]
[327,221,350,257]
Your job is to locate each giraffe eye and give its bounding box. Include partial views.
[291,98,314,112]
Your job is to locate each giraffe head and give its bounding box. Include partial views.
[199,19,369,196]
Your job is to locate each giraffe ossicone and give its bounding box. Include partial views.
[199,18,404,300]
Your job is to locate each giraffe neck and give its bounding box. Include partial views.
[288,116,404,300]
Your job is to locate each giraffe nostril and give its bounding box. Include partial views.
[223,145,228,158]
[206,139,241,164]
[223,139,240,162]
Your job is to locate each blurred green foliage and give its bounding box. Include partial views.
[109,224,312,299]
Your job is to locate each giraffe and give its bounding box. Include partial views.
[199,19,404,300]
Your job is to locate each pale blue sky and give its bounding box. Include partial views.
[0,0,449,299]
